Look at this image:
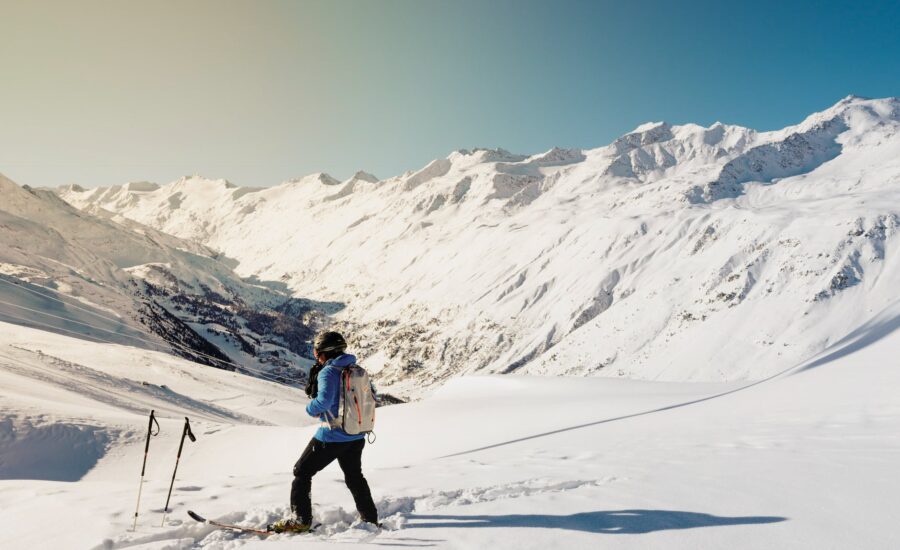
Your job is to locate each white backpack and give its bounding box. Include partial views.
[337,364,376,435]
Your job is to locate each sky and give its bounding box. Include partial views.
[1,0,899,188]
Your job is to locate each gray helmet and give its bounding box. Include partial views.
[313,331,347,354]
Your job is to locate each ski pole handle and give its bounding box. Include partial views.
[185,417,196,443]
[175,417,196,460]
[141,410,160,476]
[162,417,198,525]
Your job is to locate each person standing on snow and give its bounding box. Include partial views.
[270,331,379,533]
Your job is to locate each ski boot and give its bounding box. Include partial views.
[268,518,313,534]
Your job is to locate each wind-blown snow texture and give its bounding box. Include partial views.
[59,96,900,398]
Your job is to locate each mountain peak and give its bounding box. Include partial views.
[631,121,670,134]
[612,121,674,153]
[61,183,86,193]
[284,172,341,186]
[530,147,586,166]
[317,173,340,185]
[450,148,528,164]
[174,175,236,189]
[351,171,379,183]
[786,95,900,137]
[838,94,871,104]
[123,181,160,193]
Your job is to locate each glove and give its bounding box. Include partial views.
[305,362,323,398]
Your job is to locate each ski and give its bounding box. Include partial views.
[188,510,272,535]
[187,510,320,536]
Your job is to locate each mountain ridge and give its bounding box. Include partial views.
[48,95,900,398]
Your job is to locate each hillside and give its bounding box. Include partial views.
[0,174,320,385]
[59,96,900,397]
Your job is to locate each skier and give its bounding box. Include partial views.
[270,331,379,533]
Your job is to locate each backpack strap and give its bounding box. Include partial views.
[337,365,347,427]
[322,409,341,429]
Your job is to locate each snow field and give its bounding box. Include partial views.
[3,307,899,549]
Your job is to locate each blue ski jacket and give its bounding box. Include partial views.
[305,353,365,443]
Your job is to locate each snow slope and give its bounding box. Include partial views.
[58,96,900,397]
[1,297,898,549]
[1,174,319,382]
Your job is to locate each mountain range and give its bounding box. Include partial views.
[1,95,894,398]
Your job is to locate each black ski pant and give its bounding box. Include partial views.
[291,438,378,524]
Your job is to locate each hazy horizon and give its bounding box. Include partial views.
[2,0,899,189]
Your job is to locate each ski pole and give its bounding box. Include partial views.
[160,417,197,527]
[132,410,160,531]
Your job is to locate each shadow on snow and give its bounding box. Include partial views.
[793,299,900,374]
[407,509,787,534]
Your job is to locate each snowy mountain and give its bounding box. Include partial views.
[3,95,900,550]
[57,96,900,398]
[0,174,323,384]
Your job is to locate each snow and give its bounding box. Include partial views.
[56,96,900,399]
[1,174,319,382]
[0,419,110,482]
[0,307,898,548]
[2,96,899,548]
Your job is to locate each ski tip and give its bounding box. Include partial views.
[187,510,206,523]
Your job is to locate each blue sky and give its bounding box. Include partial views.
[1,0,898,187]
